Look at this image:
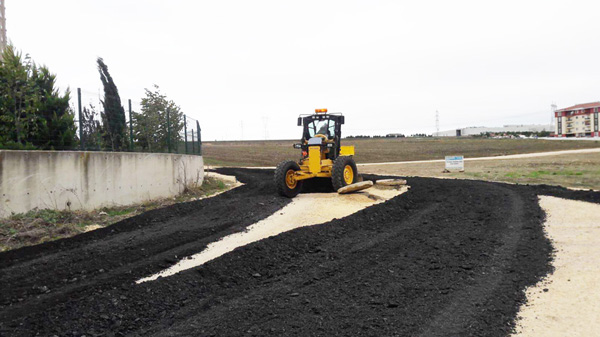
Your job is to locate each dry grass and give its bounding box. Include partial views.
[0,177,233,252]
[203,138,600,167]
[360,152,600,190]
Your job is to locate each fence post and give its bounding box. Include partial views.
[78,88,84,150]
[196,121,202,155]
[184,115,188,154]
[128,99,134,151]
[191,129,195,154]
[166,107,171,153]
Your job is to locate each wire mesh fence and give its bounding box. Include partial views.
[177,116,202,155]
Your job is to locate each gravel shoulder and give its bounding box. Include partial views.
[513,196,600,337]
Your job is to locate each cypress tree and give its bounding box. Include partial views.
[97,57,126,151]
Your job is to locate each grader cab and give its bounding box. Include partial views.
[274,109,358,197]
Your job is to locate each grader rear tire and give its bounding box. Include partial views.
[332,156,358,191]
[274,161,303,198]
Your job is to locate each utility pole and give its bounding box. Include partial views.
[435,110,440,137]
[0,0,7,55]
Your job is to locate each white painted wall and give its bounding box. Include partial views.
[0,151,204,217]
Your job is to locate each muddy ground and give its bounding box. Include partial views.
[1,168,599,336]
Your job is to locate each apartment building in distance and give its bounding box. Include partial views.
[555,102,600,137]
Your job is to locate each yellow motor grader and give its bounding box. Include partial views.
[275,109,357,197]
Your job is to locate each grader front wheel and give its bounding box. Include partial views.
[332,156,358,191]
[274,160,303,198]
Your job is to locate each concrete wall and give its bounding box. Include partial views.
[0,151,204,217]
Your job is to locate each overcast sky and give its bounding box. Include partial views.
[6,0,600,140]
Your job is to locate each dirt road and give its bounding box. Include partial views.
[1,169,599,336]
[358,147,600,166]
[514,196,600,336]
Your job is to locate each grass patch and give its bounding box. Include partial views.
[0,176,235,252]
[103,208,137,217]
[526,170,551,178]
[362,152,600,190]
[197,177,228,196]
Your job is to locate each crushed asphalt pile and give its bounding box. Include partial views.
[1,168,599,336]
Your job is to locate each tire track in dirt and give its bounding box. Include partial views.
[417,185,526,336]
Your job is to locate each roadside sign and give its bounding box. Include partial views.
[445,156,464,171]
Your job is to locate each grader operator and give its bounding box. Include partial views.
[274,109,358,197]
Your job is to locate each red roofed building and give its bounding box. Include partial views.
[555,102,600,137]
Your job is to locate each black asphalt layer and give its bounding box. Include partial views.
[1,168,598,336]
